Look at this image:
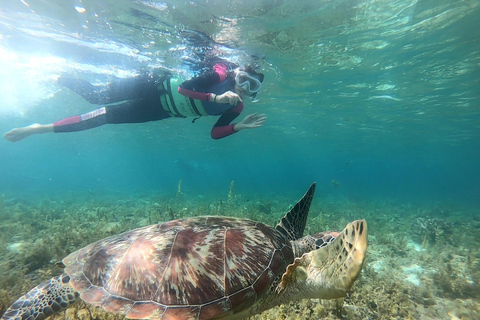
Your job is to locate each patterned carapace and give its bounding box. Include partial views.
[63,216,294,319]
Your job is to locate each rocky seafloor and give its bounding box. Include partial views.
[0,188,479,320]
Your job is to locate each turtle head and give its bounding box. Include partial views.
[278,220,368,300]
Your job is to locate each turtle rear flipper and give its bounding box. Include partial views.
[1,275,78,320]
[279,219,368,299]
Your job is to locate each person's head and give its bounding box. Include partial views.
[233,66,264,99]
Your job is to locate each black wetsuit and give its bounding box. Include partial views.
[54,75,170,132]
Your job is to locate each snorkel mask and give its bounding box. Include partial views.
[235,71,263,98]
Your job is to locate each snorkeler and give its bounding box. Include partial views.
[4,63,266,142]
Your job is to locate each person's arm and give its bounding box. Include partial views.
[210,102,267,139]
[210,102,243,139]
[178,63,227,100]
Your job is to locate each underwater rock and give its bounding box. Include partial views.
[6,242,25,254]
[403,264,424,286]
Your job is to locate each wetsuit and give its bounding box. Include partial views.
[53,64,243,139]
[178,64,243,139]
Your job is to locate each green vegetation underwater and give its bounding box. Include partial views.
[0,1,479,319]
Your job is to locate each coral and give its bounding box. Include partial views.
[0,290,6,319]
[411,217,453,246]
[432,255,480,299]
[19,239,55,273]
[176,180,183,200]
[255,201,273,215]
[227,180,235,204]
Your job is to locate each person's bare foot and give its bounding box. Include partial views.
[4,123,53,142]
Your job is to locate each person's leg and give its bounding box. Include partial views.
[4,106,110,142]
[4,86,170,142]
[57,77,109,104]
[105,93,171,124]
[4,124,54,142]
[52,107,109,133]
[58,75,156,104]
[54,94,171,132]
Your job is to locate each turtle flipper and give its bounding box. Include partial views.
[1,275,78,320]
[280,220,368,299]
[276,182,316,241]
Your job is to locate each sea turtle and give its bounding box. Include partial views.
[1,183,367,320]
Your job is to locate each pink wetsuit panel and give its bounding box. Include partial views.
[53,115,81,127]
[177,86,210,101]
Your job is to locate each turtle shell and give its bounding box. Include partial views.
[62,216,294,320]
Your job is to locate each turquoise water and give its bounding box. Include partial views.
[0,1,479,319]
[1,0,478,205]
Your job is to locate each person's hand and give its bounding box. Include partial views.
[215,91,242,105]
[234,113,266,132]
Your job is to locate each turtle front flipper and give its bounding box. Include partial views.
[1,275,78,320]
[275,182,316,241]
[279,220,368,299]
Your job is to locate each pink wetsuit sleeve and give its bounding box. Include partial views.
[177,86,211,101]
[211,124,236,139]
[211,102,244,139]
